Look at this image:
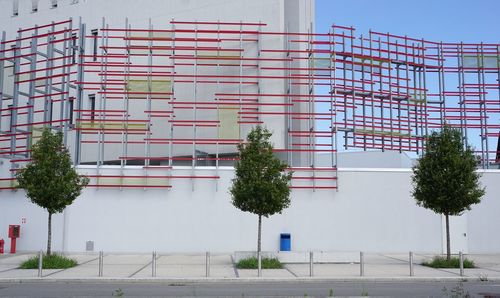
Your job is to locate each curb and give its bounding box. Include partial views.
[0,277,497,283]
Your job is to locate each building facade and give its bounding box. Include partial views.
[0,0,499,253]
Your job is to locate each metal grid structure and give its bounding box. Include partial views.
[0,19,79,190]
[0,18,499,191]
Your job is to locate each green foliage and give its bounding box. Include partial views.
[235,257,283,269]
[412,125,484,216]
[16,129,89,254]
[412,125,484,259]
[422,256,475,269]
[16,129,89,215]
[230,126,292,218]
[19,254,77,269]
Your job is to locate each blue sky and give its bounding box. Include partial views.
[314,0,499,155]
[316,0,500,44]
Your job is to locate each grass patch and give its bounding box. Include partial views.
[422,256,475,269]
[236,257,283,269]
[19,254,78,269]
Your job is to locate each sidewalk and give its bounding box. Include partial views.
[1,252,500,282]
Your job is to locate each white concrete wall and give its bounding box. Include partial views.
[1,167,498,254]
[467,171,500,253]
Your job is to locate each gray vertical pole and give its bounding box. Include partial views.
[37,250,43,277]
[309,251,314,277]
[74,19,85,165]
[169,19,175,168]
[145,19,153,169]
[205,251,210,277]
[10,31,21,160]
[121,17,130,172]
[27,28,38,154]
[192,22,198,183]
[98,251,103,277]
[0,31,5,133]
[43,23,55,127]
[360,251,364,276]
[152,251,156,277]
[409,251,414,276]
[459,251,464,276]
[257,251,262,277]
[61,20,72,146]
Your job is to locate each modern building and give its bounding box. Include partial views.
[0,0,499,254]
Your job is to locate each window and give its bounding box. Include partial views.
[71,33,77,64]
[31,0,38,12]
[51,0,57,8]
[89,94,96,121]
[8,105,13,130]
[68,99,74,124]
[12,0,19,16]
[91,29,98,61]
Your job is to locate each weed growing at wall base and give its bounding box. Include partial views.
[19,254,77,269]
[422,256,475,269]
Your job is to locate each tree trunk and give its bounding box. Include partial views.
[445,213,450,261]
[257,215,262,255]
[47,212,52,255]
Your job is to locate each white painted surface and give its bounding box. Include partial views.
[0,167,498,254]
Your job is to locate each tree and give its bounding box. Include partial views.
[412,124,484,260]
[16,129,89,255]
[230,126,292,256]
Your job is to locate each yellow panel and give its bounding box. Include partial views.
[127,80,171,92]
[0,179,17,188]
[76,121,148,130]
[218,106,239,139]
[355,128,410,137]
[126,79,172,99]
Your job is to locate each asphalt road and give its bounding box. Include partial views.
[0,281,500,297]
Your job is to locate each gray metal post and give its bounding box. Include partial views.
[360,251,365,276]
[309,251,314,277]
[257,252,262,277]
[409,251,414,276]
[98,251,103,277]
[37,250,43,278]
[459,251,464,276]
[205,252,210,277]
[152,251,157,277]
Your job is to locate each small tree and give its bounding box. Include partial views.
[16,129,89,255]
[230,126,292,255]
[412,124,484,260]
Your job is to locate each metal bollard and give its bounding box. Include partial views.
[37,250,43,278]
[98,251,103,277]
[152,251,157,277]
[360,251,365,276]
[409,251,414,276]
[309,251,314,277]
[459,251,464,276]
[205,252,210,277]
[257,252,262,277]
